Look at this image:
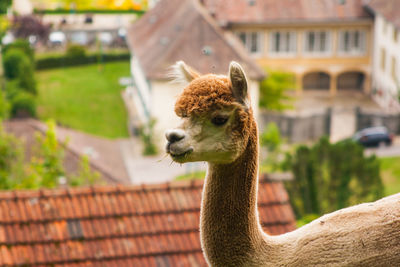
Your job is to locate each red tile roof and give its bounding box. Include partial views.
[364,0,400,29]
[0,175,295,266]
[202,0,371,25]
[127,0,265,80]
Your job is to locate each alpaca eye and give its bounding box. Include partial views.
[211,116,228,126]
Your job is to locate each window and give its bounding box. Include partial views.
[380,48,386,72]
[338,30,366,55]
[391,56,397,81]
[236,31,262,55]
[304,31,331,54]
[269,31,297,55]
[382,20,387,35]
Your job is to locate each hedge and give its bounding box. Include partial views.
[35,52,131,70]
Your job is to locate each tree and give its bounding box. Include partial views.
[0,0,11,14]
[260,122,283,172]
[284,137,384,219]
[259,70,294,111]
[11,15,50,43]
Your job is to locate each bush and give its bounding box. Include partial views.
[283,137,384,219]
[66,44,86,58]
[2,39,34,63]
[35,51,130,70]
[17,56,37,94]
[0,89,10,119]
[10,92,37,118]
[139,119,158,156]
[3,49,27,79]
[260,70,294,111]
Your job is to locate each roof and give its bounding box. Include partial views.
[127,0,265,80]
[3,119,130,185]
[364,0,400,29]
[202,0,372,25]
[0,175,296,266]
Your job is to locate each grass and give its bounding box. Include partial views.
[36,62,130,138]
[175,171,206,181]
[380,156,400,196]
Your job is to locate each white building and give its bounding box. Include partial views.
[365,0,400,111]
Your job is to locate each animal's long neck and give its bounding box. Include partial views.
[200,119,269,265]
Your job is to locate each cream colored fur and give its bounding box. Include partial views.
[166,61,400,266]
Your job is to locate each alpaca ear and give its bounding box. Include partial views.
[170,61,200,84]
[229,61,249,108]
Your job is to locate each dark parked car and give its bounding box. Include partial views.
[353,126,394,147]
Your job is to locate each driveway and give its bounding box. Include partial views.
[365,137,400,158]
[119,138,206,184]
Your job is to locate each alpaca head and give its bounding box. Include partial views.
[166,61,253,164]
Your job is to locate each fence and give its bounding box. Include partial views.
[259,109,332,143]
[355,107,400,134]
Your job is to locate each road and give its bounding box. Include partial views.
[365,137,400,158]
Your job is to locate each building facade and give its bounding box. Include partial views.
[203,0,374,96]
[366,0,400,110]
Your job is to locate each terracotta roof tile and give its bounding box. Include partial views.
[128,0,265,81]
[0,177,295,265]
[202,0,371,25]
[364,0,400,29]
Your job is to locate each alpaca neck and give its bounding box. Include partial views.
[200,120,268,265]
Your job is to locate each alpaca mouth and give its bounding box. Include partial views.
[169,148,193,159]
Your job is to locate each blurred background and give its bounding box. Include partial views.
[0,0,399,265]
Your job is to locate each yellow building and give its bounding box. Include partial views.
[203,0,374,96]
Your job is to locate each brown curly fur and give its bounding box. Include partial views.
[175,74,235,117]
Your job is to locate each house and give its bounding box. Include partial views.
[126,0,265,147]
[3,119,131,185]
[364,0,400,110]
[11,0,144,47]
[0,175,296,266]
[202,0,374,96]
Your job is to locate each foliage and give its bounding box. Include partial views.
[380,156,400,196]
[69,155,100,186]
[0,0,11,14]
[3,48,27,79]
[34,9,145,14]
[175,171,206,181]
[2,46,37,118]
[66,44,86,58]
[35,51,130,70]
[0,16,9,40]
[138,119,158,156]
[16,55,37,94]
[11,15,50,42]
[0,89,10,119]
[28,120,65,188]
[32,0,147,12]
[2,39,34,63]
[0,122,25,189]
[10,91,37,118]
[36,61,129,138]
[283,137,384,219]
[0,120,102,189]
[259,70,294,111]
[260,122,284,172]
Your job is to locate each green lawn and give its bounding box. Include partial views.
[380,156,400,196]
[36,62,130,138]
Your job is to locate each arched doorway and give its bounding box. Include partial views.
[337,71,365,91]
[303,72,330,90]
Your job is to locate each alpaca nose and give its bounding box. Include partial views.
[165,129,185,143]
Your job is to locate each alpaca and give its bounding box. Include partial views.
[165,61,400,266]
